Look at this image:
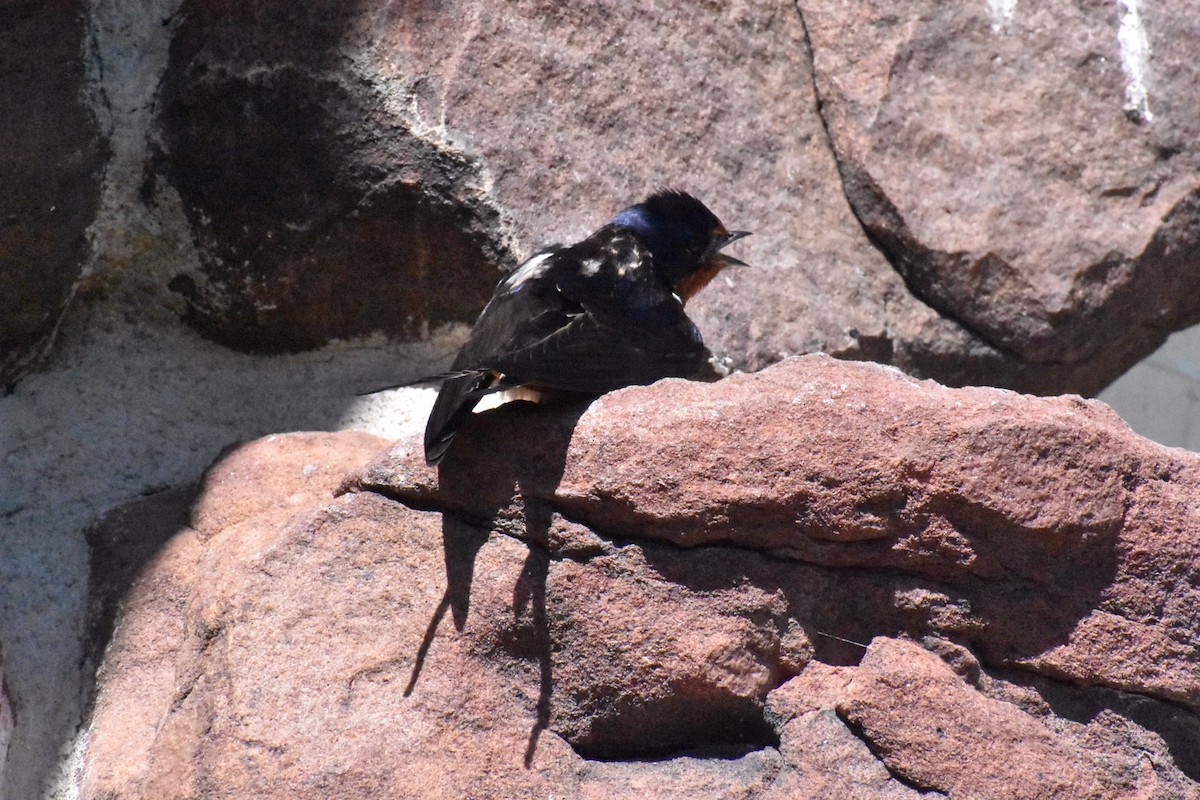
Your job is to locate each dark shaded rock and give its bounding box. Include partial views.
[157,1,512,352]
[799,0,1200,394]
[0,0,107,386]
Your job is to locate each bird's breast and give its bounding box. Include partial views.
[674,261,727,303]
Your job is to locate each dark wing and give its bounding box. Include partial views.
[423,369,508,465]
[480,230,714,392]
[424,247,574,464]
[482,306,710,393]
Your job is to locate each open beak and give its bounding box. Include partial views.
[715,230,751,267]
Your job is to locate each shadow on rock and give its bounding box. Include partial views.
[404,397,591,766]
[342,356,1200,776]
[84,485,200,684]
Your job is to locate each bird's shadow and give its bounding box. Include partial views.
[402,395,591,767]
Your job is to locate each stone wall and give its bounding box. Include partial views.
[0,1,1197,797]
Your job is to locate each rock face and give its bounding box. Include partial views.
[0,2,1190,391]
[147,0,1200,393]
[0,0,107,386]
[82,358,1200,798]
[799,0,1200,394]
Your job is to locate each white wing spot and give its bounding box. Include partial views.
[612,244,642,279]
[504,252,554,290]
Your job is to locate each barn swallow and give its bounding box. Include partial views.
[422,190,749,465]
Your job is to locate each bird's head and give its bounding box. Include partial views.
[610,190,750,302]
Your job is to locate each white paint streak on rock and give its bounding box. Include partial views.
[986,0,1018,33]
[1117,0,1154,122]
